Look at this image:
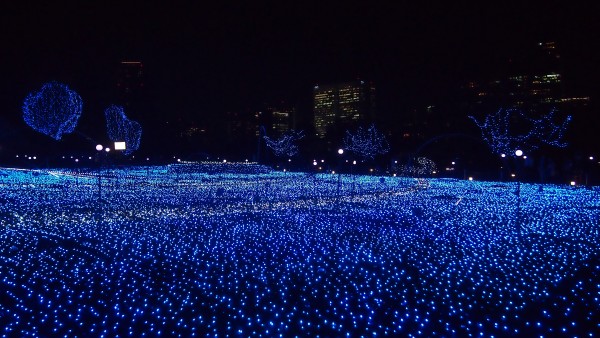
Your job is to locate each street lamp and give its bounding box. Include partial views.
[515,149,523,157]
[338,148,344,155]
[96,144,103,151]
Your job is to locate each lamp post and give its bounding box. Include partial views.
[95,144,103,227]
[337,149,344,200]
[514,149,523,233]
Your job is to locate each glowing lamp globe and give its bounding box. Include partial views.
[515,149,523,157]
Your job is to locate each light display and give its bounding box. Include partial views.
[0,165,598,337]
[401,157,437,177]
[22,81,83,140]
[263,130,304,157]
[469,108,571,157]
[104,105,142,155]
[344,124,389,160]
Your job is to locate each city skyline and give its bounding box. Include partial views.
[1,2,599,157]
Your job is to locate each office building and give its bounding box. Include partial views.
[313,80,376,138]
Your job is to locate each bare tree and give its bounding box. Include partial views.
[263,130,304,157]
[469,108,571,157]
[343,124,389,160]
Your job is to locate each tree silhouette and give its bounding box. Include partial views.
[263,130,304,157]
[343,124,389,160]
[105,105,142,155]
[22,81,83,140]
[469,108,571,157]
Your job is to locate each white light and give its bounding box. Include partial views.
[523,156,527,159]
[353,160,357,165]
[515,150,523,157]
[33,156,36,160]
[511,173,516,177]
[570,181,576,186]
[313,161,317,166]
[451,162,456,165]
[590,156,594,160]
[223,159,227,163]
[105,147,110,152]
[501,154,506,158]
[331,171,335,174]
[338,149,344,155]
[114,142,126,150]
[468,177,473,181]
[96,144,103,151]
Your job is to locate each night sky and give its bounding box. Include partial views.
[1,1,599,153]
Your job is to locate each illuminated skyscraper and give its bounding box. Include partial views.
[270,105,295,136]
[313,80,376,138]
[462,42,589,116]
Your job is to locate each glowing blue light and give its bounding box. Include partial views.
[344,124,389,160]
[22,81,83,140]
[104,105,142,155]
[263,130,304,157]
[469,108,571,157]
[0,166,597,336]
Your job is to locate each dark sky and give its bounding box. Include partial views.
[1,1,599,135]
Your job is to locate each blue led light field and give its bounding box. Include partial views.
[0,166,598,337]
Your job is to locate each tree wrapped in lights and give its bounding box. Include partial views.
[401,157,437,177]
[263,130,304,157]
[469,108,571,157]
[104,105,142,155]
[22,81,83,140]
[344,124,389,160]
